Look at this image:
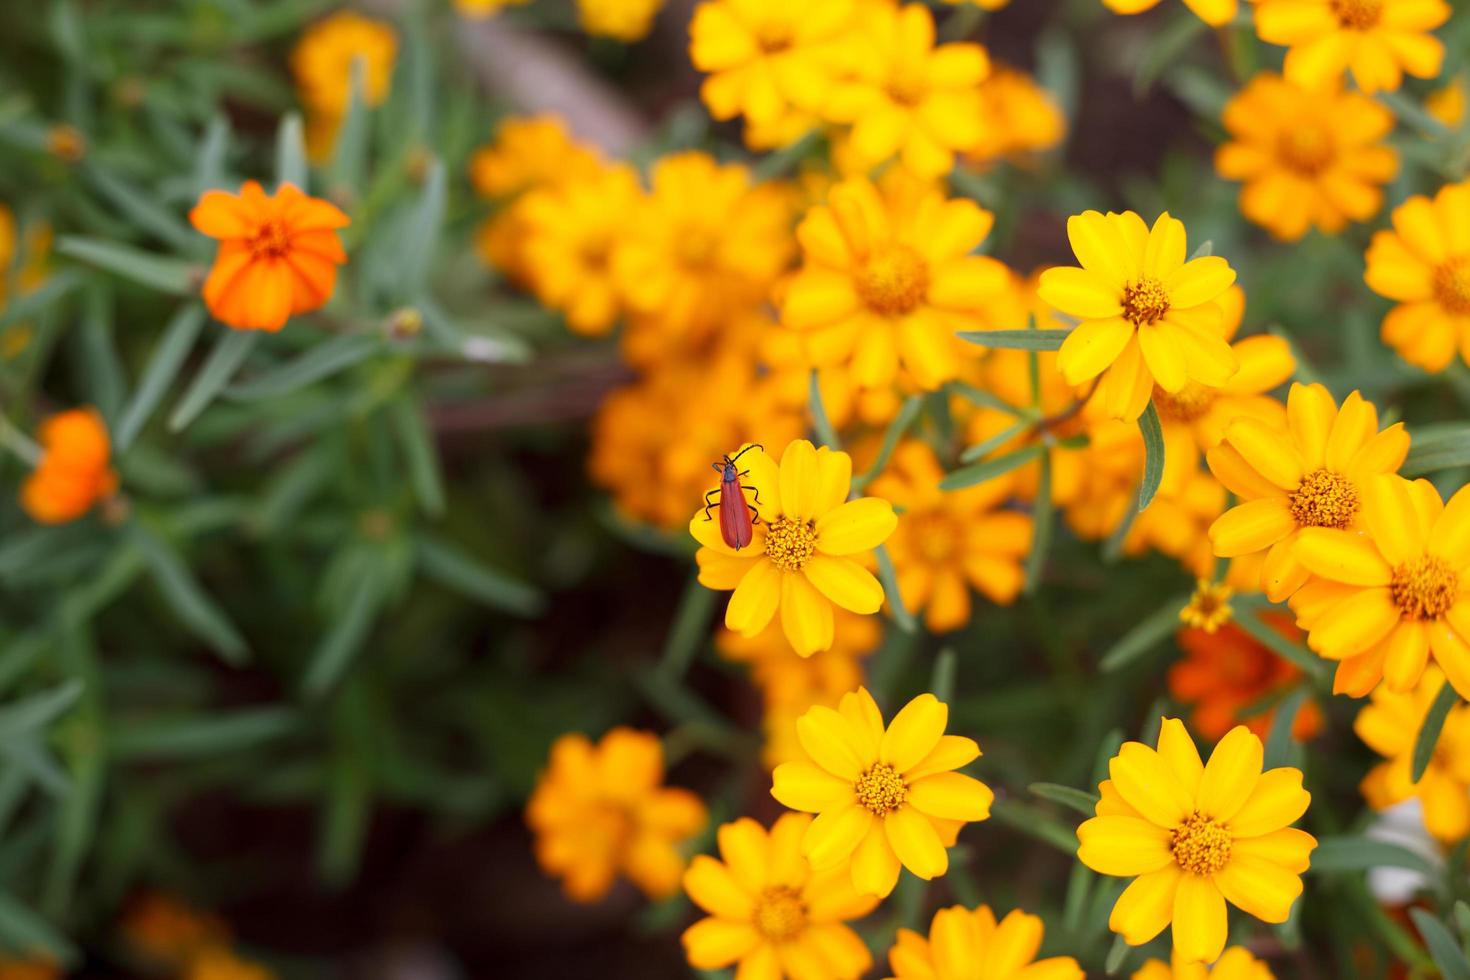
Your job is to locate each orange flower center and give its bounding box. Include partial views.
[911,513,956,563]
[855,763,907,815]
[248,220,292,259]
[755,20,795,54]
[885,71,926,107]
[752,886,807,941]
[1276,126,1334,176]
[765,516,817,572]
[1181,580,1234,633]
[1121,277,1170,326]
[677,228,720,269]
[1390,555,1459,619]
[856,245,929,316]
[1151,382,1216,422]
[1289,468,1359,529]
[1433,256,1470,315]
[1330,0,1383,28]
[1171,812,1232,875]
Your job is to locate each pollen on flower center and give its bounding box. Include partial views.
[1289,468,1359,529]
[752,886,807,941]
[1433,256,1470,315]
[1330,0,1383,28]
[856,245,929,316]
[1121,277,1171,326]
[855,763,907,815]
[1151,382,1216,422]
[1181,579,1234,633]
[755,20,795,54]
[911,514,955,563]
[765,515,817,572]
[1277,126,1334,176]
[1390,555,1459,619]
[678,228,720,268]
[248,220,292,258]
[1171,811,1232,875]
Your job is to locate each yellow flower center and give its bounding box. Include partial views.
[856,245,929,316]
[1276,126,1334,176]
[1433,256,1470,315]
[765,515,817,572]
[885,71,926,107]
[1121,277,1171,326]
[855,763,907,816]
[911,513,956,563]
[678,228,720,269]
[1151,382,1216,422]
[1330,0,1383,28]
[1171,812,1232,876]
[1289,468,1359,529]
[1390,555,1459,620]
[248,220,291,259]
[752,886,807,941]
[755,20,795,54]
[1181,580,1234,633]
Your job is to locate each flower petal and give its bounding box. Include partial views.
[904,735,982,781]
[804,555,885,615]
[905,772,994,822]
[781,439,822,522]
[849,823,901,897]
[815,498,898,555]
[782,570,835,656]
[1198,726,1263,823]
[802,803,873,870]
[1111,742,1194,826]
[1230,827,1317,874]
[1108,867,1181,945]
[796,706,867,780]
[1293,528,1392,585]
[1056,316,1133,385]
[1171,875,1228,964]
[1228,768,1311,838]
[684,855,755,919]
[772,761,856,812]
[1209,498,1297,557]
[884,806,948,880]
[1166,255,1236,309]
[1213,856,1303,924]
[1037,266,1122,319]
[1077,815,1174,876]
[1156,717,1205,798]
[881,693,949,772]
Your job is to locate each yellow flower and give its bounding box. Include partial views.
[869,441,1032,632]
[780,171,1009,392]
[1427,75,1467,128]
[1206,382,1409,602]
[1132,946,1277,980]
[1216,72,1397,242]
[691,440,897,656]
[1062,416,1147,543]
[518,162,643,336]
[886,903,1083,980]
[469,116,603,201]
[689,0,858,126]
[1290,475,1470,698]
[579,0,665,41]
[1126,466,1228,580]
[185,949,275,980]
[290,12,396,159]
[526,728,708,902]
[1102,0,1236,26]
[1356,665,1470,844]
[967,66,1066,167]
[613,151,793,344]
[1078,718,1316,964]
[1037,211,1239,422]
[1181,580,1234,634]
[1254,0,1449,94]
[771,687,994,897]
[1364,180,1470,373]
[942,0,1010,8]
[0,959,60,980]
[822,3,990,178]
[455,0,532,17]
[681,814,879,979]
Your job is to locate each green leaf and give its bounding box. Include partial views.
[1410,908,1470,980]
[947,380,1027,416]
[658,574,718,681]
[389,397,445,517]
[133,526,248,664]
[0,889,79,966]
[416,535,545,616]
[807,370,841,450]
[276,112,309,189]
[57,236,196,295]
[960,420,1030,464]
[75,284,125,421]
[957,328,1070,351]
[1105,934,1132,975]
[111,707,298,759]
[1099,595,1187,672]
[303,570,387,697]
[852,395,923,492]
[1024,452,1053,595]
[115,304,208,450]
[1029,782,1098,816]
[225,333,379,401]
[1413,681,1460,782]
[931,648,957,702]
[1263,687,1308,770]
[875,545,915,633]
[1403,425,1470,476]
[82,164,195,250]
[0,270,83,330]
[0,683,83,741]
[168,330,258,431]
[192,114,231,196]
[1233,597,1331,681]
[328,60,371,193]
[398,157,445,297]
[1309,835,1438,877]
[940,444,1045,491]
[1381,90,1451,138]
[989,799,1077,854]
[1134,10,1208,98]
[1137,403,1165,511]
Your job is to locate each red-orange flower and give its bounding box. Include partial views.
[189,181,350,332]
[20,407,117,524]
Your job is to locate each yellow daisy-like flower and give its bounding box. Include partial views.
[526,727,708,902]
[1216,72,1397,242]
[771,687,994,897]
[454,0,532,17]
[1181,580,1234,634]
[1206,382,1409,602]
[1078,719,1316,965]
[1290,476,1470,698]
[468,116,603,201]
[681,814,879,980]
[1132,946,1276,980]
[689,0,857,127]
[1364,180,1470,373]
[780,171,1010,392]
[1102,0,1237,27]
[290,11,397,118]
[869,441,1032,632]
[578,0,665,41]
[1427,75,1467,128]
[967,66,1067,168]
[691,440,897,656]
[1254,0,1449,95]
[823,3,989,178]
[886,903,1083,980]
[1037,211,1239,422]
[1355,665,1470,844]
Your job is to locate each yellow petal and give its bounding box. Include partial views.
[726,559,782,635]
[811,446,853,516]
[804,555,884,615]
[1138,322,1186,393]
[1286,382,1336,470]
[1231,827,1317,874]
[780,439,821,522]
[837,687,884,762]
[1205,443,1286,501]
[1432,482,1470,567]
[1324,391,1377,473]
[1197,726,1262,823]
[1293,527,1392,585]
[1143,212,1187,280]
[1171,874,1227,964]
[884,806,948,879]
[1208,498,1297,557]
[698,548,762,590]
[1076,815,1174,876]
[905,734,982,781]
[772,761,856,812]
[815,497,898,555]
[1108,867,1180,945]
[681,917,762,970]
[1305,586,1400,659]
[717,817,771,891]
[802,803,873,870]
[905,772,994,822]
[683,855,755,919]
[930,905,984,980]
[1362,474,1431,566]
[1212,856,1302,924]
[801,923,873,977]
[1111,742,1194,826]
[881,693,949,772]
[1156,717,1204,797]
[849,823,901,897]
[1166,255,1235,309]
[796,705,867,780]
[1225,417,1305,490]
[1384,621,1431,691]
[1056,316,1133,384]
[1066,210,1132,283]
[782,570,835,656]
[1037,266,1122,318]
[1228,768,1311,838]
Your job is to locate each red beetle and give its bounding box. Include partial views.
[703,444,764,550]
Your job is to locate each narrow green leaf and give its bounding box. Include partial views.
[940,444,1045,491]
[83,164,194,250]
[1309,835,1438,877]
[1029,782,1099,816]
[957,328,1070,351]
[303,572,387,697]
[1137,403,1165,511]
[947,380,1027,416]
[1105,934,1132,975]
[1024,452,1053,594]
[852,395,923,492]
[1454,900,1470,943]
[192,115,231,196]
[1413,681,1460,782]
[1233,597,1330,681]
[876,545,915,633]
[0,683,83,741]
[168,331,258,431]
[75,284,125,421]
[225,333,379,401]
[658,574,717,681]
[276,112,309,189]
[807,370,840,450]
[1099,595,1188,672]
[1262,686,1308,770]
[116,304,208,450]
[111,707,298,759]
[0,889,78,966]
[57,237,195,295]
[398,157,445,297]
[328,60,370,193]
[0,270,83,329]
[1410,908,1470,980]
[389,397,445,517]
[134,526,248,664]
[989,799,1077,854]
[960,420,1030,464]
[1381,90,1451,138]
[416,535,545,616]
[931,648,957,702]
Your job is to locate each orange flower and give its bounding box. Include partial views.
[20,407,117,524]
[189,181,350,332]
[1170,612,1323,743]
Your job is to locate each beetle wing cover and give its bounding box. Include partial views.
[718,486,755,550]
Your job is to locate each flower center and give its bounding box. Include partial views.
[248,220,291,259]
[752,886,807,941]
[856,245,929,316]
[1276,126,1334,176]
[1151,382,1216,422]
[1330,0,1383,28]
[885,72,926,107]
[1390,555,1459,620]
[1289,468,1359,529]
[765,516,817,572]
[1121,277,1170,326]
[854,763,907,816]
[1433,256,1470,315]
[678,228,719,269]
[1181,580,1233,633]
[911,513,956,563]
[1171,812,1232,875]
[756,20,795,54]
